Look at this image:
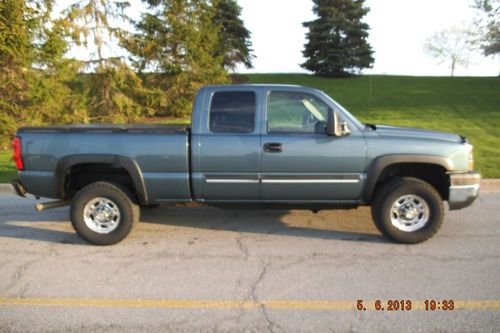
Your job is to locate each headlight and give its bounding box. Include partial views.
[468,146,474,171]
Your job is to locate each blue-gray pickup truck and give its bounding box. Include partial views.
[11,84,480,245]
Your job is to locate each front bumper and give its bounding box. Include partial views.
[448,171,481,210]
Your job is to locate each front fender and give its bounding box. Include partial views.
[362,154,453,203]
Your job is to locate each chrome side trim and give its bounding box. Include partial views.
[261,179,359,184]
[204,174,362,184]
[205,179,259,184]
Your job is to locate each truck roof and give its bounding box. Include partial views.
[202,83,307,89]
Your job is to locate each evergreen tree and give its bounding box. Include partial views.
[212,0,254,70]
[31,14,87,125]
[123,0,229,117]
[64,0,149,122]
[0,0,81,145]
[301,0,374,77]
[0,0,35,143]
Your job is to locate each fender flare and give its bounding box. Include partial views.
[363,154,453,203]
[54,154,148,203]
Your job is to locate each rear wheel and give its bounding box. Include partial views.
[70,182,140,245]
[371,177,444,244]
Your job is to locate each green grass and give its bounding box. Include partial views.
[246,74,500,178]
[0,150,16,183]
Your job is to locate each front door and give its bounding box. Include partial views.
[260,89,366,202]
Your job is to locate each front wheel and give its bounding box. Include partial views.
[371,177,444,244]
[70,182,140,245]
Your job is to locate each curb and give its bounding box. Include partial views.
[1,180,500,194]
[480,179,500,193]
[0,183,14,194]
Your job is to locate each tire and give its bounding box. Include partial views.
[371,177,444,244]
[70,182,140,245]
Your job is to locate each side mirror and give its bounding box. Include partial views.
[327,108,348,136]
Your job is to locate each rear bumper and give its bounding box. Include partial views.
[448,171,481,210]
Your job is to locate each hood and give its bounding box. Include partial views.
[373,125,462,143]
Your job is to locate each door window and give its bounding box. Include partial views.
[209,91,256,133]
[267,91,329,134]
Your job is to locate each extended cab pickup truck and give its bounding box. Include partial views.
[11,84,480,245]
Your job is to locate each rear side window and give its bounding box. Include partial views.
[209,91,256,133]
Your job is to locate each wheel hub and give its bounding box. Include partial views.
[83,197,121,234]
[390,194,430,232]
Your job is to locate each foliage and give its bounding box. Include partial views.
[64,0,148,122]
[473,0,500,59]
[212,0,254,70]
[301,0,374,77]
[0,0,35,143]
[0,0,83,146]
[424,25,476,77]
[123,0,229,117]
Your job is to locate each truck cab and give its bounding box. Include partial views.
[190,85,365,203]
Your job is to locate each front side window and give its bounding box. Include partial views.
[209,91,256,133]
[267,91,330,134]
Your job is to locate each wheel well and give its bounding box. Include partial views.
[375,163,449,200]
[64,163,138,201]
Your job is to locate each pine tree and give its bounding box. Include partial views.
[63,0,149,122]
[0,0,81,145]
[302,0,374,77]
[31,14,87,125]
[0,0,34,143]
[212,0,254,70]
[123,0,229,117]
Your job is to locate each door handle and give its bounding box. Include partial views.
[263,142,283,153]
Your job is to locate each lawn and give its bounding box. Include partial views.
[0,74,498,181]
[0,150,16,183]
[247,74,500,178]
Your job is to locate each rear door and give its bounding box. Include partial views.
[192,87,262,201]
[260,88,366,202]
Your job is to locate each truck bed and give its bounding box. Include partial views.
[17,124,191,202]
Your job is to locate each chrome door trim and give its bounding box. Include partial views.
[205,179,260,184]
[261,179,359,184]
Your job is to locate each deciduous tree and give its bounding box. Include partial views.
[424,25,476,77]
[473,0,500,75]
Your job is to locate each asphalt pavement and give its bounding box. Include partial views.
[0,191,499,332]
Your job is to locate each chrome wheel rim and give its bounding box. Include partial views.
[83,197,121,234]
[390,194,429,232]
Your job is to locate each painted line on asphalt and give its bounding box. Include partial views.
[0,298,499,310]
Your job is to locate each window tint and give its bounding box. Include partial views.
[267,91,330,134]
[209,91,256,133]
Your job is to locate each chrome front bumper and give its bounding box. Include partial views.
[448,171,481,210]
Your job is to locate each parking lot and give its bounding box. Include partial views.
[0,189,499,332]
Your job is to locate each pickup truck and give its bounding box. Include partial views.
[11,84,480,245]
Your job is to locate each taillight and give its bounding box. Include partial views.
[12,136,24,170]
